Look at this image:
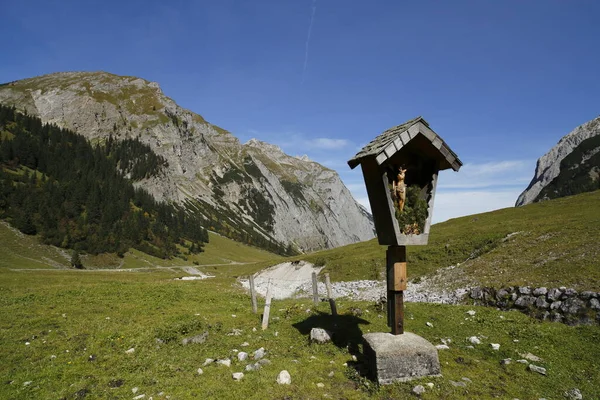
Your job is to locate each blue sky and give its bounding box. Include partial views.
[2,0,599,222]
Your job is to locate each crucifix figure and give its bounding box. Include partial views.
[392,167,407,212]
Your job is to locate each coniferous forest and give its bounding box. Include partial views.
[0,104,208,259]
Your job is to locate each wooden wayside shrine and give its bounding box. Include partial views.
[348,116,462,335]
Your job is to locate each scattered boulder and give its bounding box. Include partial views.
[528,364,547,375]
[237,352,248,361]
[490,343,500,351]
[197,368,203,375]
[125,348,135,354]
[564,388,583,399]
[412,384,425,395]
[232,372,244,381]
[277,370,291,385]
[253,348,266,360]
[203,358,214,366]
[468,336,481,345]
[216,359,231,367]
[310,328,332,344]
[435,344,450,350]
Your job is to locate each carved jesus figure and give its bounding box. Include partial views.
[392,167,407,212]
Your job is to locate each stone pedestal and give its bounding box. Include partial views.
[363,332,441,384]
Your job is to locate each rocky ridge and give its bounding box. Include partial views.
[0,72,375,252]
[516,115,600,206]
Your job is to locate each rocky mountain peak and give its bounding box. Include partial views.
[0,71,375,252]
[516,115,600,206]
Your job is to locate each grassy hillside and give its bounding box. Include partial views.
[0,223,281,272]
[305,190,600,291]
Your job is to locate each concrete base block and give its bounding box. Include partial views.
[363,332,441,384]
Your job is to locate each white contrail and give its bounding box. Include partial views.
[302,0,317,83]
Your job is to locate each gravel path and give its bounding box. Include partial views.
[240,261,469,304]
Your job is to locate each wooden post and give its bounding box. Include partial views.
[386,245,407,335]
[261,279,272,330]
[312,271,319,306]
[324,273,337,316]
[249,275,258,314]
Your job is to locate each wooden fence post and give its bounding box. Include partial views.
[312,271,319,306]
[261,279,273,330]
[324,273,337,316]
[249,275,258,314]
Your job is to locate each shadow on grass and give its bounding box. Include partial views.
[292,310,370,353]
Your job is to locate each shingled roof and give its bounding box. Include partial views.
[347,116,462,171]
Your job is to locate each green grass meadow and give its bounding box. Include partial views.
[1,191,600,399]
[1,269,599,399]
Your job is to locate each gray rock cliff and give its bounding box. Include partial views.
[0,71,375,251]
[516,116,600,206]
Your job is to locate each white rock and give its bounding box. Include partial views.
[197,368,203,375]
[310,328,332,343]
[237,352,248,361]
[217,359,231,367]
[317,383,325,388]
[435,344,450,350]
[125,348,135,354]
[241,342,249,347]
[491,343,500,350]
[328,371,334,377]
[564,388,583,400]
[413,385,425,395]
[468,336,481,345]
[25,342,30,346]
[132,387,139,394]
[133,395,145,400]
[466,310,476,316]
[232,372,244,381]
[426,322,433,327]
[277,370,291,385]
[23,381,32,386]
[203,358,214,366]
[528,364,547,375]
[253,348,266,360]
[426,382,434,388]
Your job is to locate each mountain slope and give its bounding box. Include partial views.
[516,115,600,206]
[0,72,374,252]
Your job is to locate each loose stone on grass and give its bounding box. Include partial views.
[564,388,583,399]
[528,364,547,375]
[253,347,266,360]
[468,336,481,345]
[310,328,332,344]
[237,352,248,361]
[413,384,425,395]
[197,368,203,375]
[216,359,231,367]
[125,348,135,354]
[203,358,214,366]
[277,370,291,385]
[232,372,244,381]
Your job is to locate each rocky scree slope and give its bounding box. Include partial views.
[0,72,374,252]
[516,115,600,206]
